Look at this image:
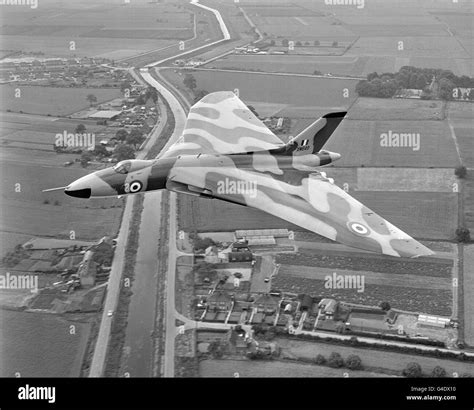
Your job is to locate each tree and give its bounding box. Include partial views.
[282,39,289,47]
[332,41,338,47]
[314,40,320,46]
[455,227,471,243]
[193,89,209,104]
[183,73,197,91]
[455,165,467,178]
[438,78,456,100]
[194,236,215,251]
[145,86,158,103]
[233,272,243,279]
[367,72,379,81]
[432,366,446,377]
[345,355,362,370]
[208,341,223,358]
[75,124,86,134]
[313,70,322,76]
[403,362,422,378]
[80,151,92,167]
[379,301,391,311]
[94,144,109,157]
[270,40,275,46]
[247,105,259,118]
[126,129,144,149]
[116,129,128,142]
[86,94,97,106]
[135,94,146,106]
[328,352,344,368]
[114,144,135,161]
[315,354,326,365]
[295,41,302,46]
[120,81,131,94]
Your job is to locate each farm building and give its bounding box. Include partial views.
[235,229,290,243]
[417,315,451,329]
[77,250,97,287]
[228,252,253,263]
[89,110,122,120]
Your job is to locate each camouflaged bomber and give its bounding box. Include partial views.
[46,91,434,258]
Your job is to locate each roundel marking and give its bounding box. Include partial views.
[129,181,143,193]
[347,221,370,236]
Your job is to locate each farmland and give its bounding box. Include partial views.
[0,159,123,245]
[275,337,474,377]
[0,309,91,377]
[162,68,358,113]
[324,119,460,168]
[0,85,122,116]
[206,55,363,76]
[199,358,388,378]
[347,98,445,121]
[273,262,453,315]
[464,245,474,347]
[0,1,193,59]
[0,112,123,256]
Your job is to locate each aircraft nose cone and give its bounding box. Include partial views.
[64,175,93,199]
[329,152,341,161]
[65,188,91,198]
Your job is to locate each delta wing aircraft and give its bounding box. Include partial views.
[44,91,433,258]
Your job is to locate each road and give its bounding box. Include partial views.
[89,194,135,377]
[191,67,365,80]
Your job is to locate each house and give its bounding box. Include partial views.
[385,309,398,324]
[208,291,233,311]
[299,294,313,311]
[204,246,219,263]
[77,250,97,287]
[319,298,337,318]
[254,294,279,314]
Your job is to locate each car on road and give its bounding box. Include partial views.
[107,310,113,317]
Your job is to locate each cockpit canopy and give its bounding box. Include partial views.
[113,160,132,174]
[113,159,153,174]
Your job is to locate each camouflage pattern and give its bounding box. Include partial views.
[60,91,433,258]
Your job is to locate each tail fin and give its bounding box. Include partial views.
[287,112,346,156]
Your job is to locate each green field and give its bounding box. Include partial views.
[0,85,122,116]
[0,1,191,58]
[199,358,388,377]
[207,55,362,76]
[0,159,123,248]
[0,309,91,377]
[276,337,474,377]
[185,69,358,108]
[325,119,460,168]
[348,98,445,121]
